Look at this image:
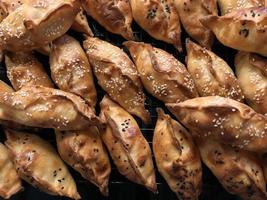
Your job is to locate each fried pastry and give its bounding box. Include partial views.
[99,96,157,192]
[218,0,264,15]
[71,7,93,36]
[5,51,53,90]
[166,96,267,153]
[200,7,267,56]
[56,127,111,196]
[124,41,198,103]
[5,130,81,199]
[130,0,181,50]
[83,37,150,123]
[153,108,202,200]
[50,35,97,107]
[235,51,267,115]
[0,0,79,52]
[174,0,217,48]
[186,40,244,102]
[0,85,101,130]
[82,0,133,40]
[198,138,267,200]
[0,142,22,199]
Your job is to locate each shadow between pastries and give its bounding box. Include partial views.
[5,130,81,199]
[153,108,202,200]
[99,96,157,192]
[83,37,150,124]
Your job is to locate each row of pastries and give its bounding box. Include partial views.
[0,0,266,200]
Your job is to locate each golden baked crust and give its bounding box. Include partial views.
[124,41,198,103]
[174,0,217,48]
[83,37,150,123]
[82,0,133,40]
[130,0,181,50]
[166,96,267,153]
[99,96,157,192]
[0,85,102,130]
[0,142,22,199]
[50,34,97,107]
[153,108,202,200]
[56,127,111,196]
[5,130,81,199]
[0,0,79,51]
[198,139,267,200]
[71,7,93,36]
[200,7,267,56]
[235,52,267,115]
[186,40,244,102]
[5,51,54,90]
[218,0,264,15]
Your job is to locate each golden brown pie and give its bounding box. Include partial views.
[99,96,157,192]
[174,0,217,48]
[5,130,81,199]
[130,0,182,50]
[186,39,244,102]
[166,96,267,153]
[218,0,264,15]
[83,37,150,123]
[50,34,97,107]
[82,0,133,40]
[124,41,198,103]
[153,108,202,200]
[0,85,102,130]
[200,7,267,56]
[235,51,267,115]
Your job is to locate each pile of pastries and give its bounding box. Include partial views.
[0,0,266,199]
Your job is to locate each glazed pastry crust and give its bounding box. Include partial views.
[83,37,150,123]
[0,142,22,199]
[0,0,79,51]
[124,41,198,103]
[5,51,54,90]
[130,0,182,50]
[218,0,264,15]
[153,108,202,200]
[235,52,267,115]
[5,130,80,199]
[166,96,267,153]
[174,0,217,48]
[186,40,244,102]
[99,96,157,192]
[0,85,102,130]
[56,127,111,196]
[200,7,267,56]
[198,139,267,200]
[50,35,97,107]
[82,0,133,40]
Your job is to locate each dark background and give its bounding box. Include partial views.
[0,15,241,200]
